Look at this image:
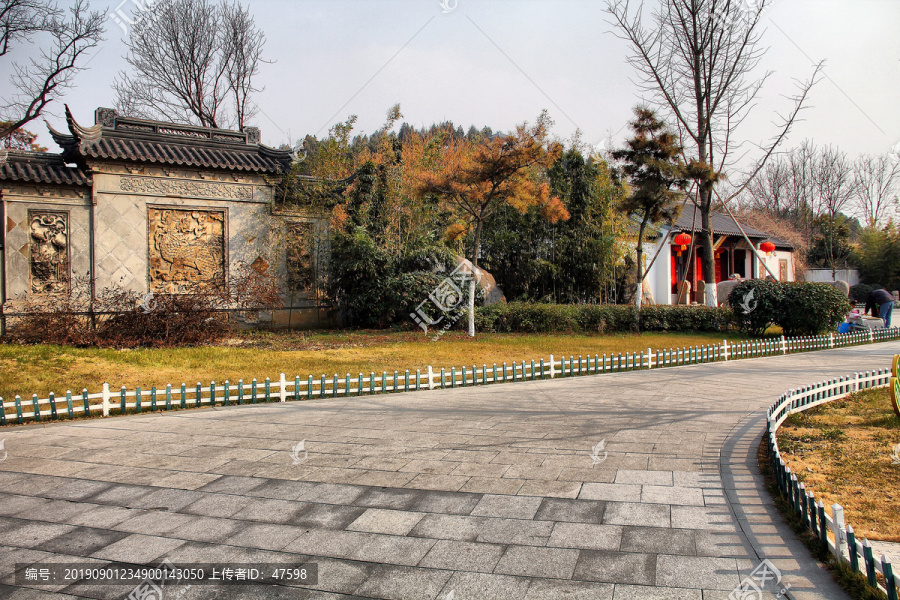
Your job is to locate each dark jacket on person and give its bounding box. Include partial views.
[865,289,894,316]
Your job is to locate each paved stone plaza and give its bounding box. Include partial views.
[1,341,897,599]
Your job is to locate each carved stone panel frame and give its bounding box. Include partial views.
[28,209,70,294]
[146,204,229,294]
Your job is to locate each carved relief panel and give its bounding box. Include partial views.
[29,211,70,294]
[148,207,225,293]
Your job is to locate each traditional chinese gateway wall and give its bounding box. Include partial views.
[0,108,333,331]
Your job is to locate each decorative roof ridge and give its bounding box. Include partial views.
[65,105,102,141]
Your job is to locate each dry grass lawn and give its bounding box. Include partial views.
[0,330,742,402]
[778,387,900,541]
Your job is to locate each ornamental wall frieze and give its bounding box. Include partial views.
[118,176,253,200]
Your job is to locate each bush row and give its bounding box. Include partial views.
[474,302,734,333]
[727,280,849,337]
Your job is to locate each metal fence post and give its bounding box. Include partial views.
[279,373,287,402]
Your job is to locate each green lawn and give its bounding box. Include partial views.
[0,330,745,400]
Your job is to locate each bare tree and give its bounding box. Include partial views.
[853,153,900,227]
[113,0,266,130]
[0,0,105,139]
[606,0,821,305]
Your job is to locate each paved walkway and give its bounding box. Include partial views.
[0,341,897,600]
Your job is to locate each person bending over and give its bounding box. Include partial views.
[865,288,895,328]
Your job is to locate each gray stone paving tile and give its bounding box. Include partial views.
[449,462,511,478]
[641,485,706,506]
[38,526,130,557]
[281,529,376,558]
[114,510,197,536]
[493,544,579,579]
[408,490,481,515]
[535,498,606,524]
[408,514,483,542]
[476,518,554,546]
[439,571,532,600]
[89,533,185,563]
[41,479,115,502]
[620,526,696,555]
[90,484,156,507]
[128,488,206,511]
[164,515,244,543]
[0,521,77,549]
[291,503,366,530]
[524,578,615,600]
[547,522,622,551]
[223,523,306,551]
[603,502,670,528]
[671,506,739,531]
[613,583,703,599]
[404,473,471,491]
[309,558,374,595]
[66,504,137,529]
[196,475,268,495]
[470,494,543,519]
[518,479,582,498]
[180,492,254,518]
[231,498,310,524]
[247,479,320,501]
[614,469,674,486]
[417,539,506,572]
[459,476,525,495]
[579,483,642,502]
[574,550,657,585]
[655,555,742,590]
[694,530,750,558]
[353,487,422,510]
[346,508,424,535]
[673,471,723,488]
[348,533,436,566]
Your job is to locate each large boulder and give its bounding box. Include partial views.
[455,257,506,305]
[822,280,850,297]
[717,279,742,306]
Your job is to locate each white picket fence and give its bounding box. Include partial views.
[767,367,899,599]
[1,327,898,426]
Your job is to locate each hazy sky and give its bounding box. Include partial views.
[10,0,900,176]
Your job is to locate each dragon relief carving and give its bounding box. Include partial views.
[148,208,225,293]
[30,211,69,293]
[120,176,252,200]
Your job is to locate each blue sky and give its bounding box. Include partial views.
[8,0,900,174]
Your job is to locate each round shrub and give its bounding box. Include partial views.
[776,282,849,336]
[727,279,783,336]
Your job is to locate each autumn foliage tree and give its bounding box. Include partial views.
[417,110,569,336]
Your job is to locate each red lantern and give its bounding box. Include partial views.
[673,232,692,256]
[760,241,776,254]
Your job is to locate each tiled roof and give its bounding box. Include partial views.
[667,204,794,249]
[46,106,292,174]
[0,151,90,186]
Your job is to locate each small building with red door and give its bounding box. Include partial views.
[643,205,796,305]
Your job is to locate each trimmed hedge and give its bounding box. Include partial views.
[474,302,733,333]
[728,280,849,337]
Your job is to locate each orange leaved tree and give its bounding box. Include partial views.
[417,110,569,336]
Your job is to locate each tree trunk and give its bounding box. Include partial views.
[468,219,484,338]
[633,220,646,331]
[699,186,719,306]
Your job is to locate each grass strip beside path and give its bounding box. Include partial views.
[778,387,900,542]
[0,330,743,402]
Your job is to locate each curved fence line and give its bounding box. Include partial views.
[2,327,899,427]
[766,364,899,600]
